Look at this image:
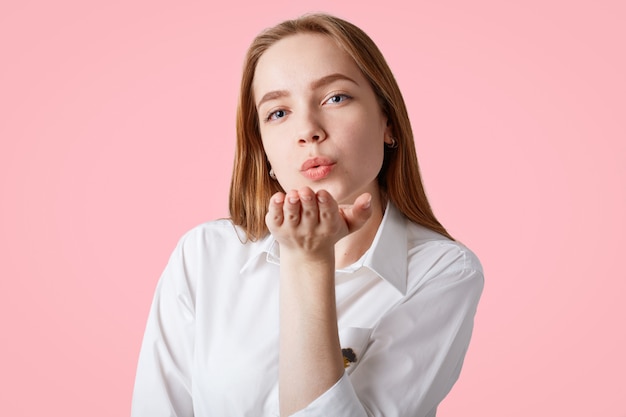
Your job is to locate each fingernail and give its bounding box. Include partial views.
[288,197,299,204]
[273,196,284,204]
[317,194,327,203]
[300,194,312,202]
[363,196,371,209]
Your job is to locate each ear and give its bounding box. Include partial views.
[383,121,394,145]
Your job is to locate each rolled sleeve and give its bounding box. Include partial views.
[290,372,367,417]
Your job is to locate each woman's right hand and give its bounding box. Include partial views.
[265,187,372,260]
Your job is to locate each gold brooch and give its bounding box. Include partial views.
[342,348,357,368]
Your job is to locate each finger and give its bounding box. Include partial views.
[265,192,286,230]
[341,193,373,234]
[316,189,338,223]
[298,186,319,228]
[283,189,301,226]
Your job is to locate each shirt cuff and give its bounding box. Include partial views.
[289,372,368,417]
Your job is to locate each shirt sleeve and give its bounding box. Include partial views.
[292,247,484,417]
[131,238,196,417]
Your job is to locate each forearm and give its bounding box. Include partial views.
[278,250,344,416]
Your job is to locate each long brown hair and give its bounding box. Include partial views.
[229,13,452,241]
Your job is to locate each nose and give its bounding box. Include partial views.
[296,112,326,145]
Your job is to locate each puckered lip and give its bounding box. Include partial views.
[300,156,336,171]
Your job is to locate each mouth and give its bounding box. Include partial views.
[300,157,335,171]
[300,157,336,181]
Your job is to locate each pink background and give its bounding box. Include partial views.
[1,0,624,415]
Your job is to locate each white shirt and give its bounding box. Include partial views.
[131,203,483,417]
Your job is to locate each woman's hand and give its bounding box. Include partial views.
[265,187,373,257]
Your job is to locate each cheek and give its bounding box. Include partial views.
[339,103,386,136]
[260,126,291,159]
[261,138,290,173]
[260,131,278,159]
[341,117,386,153]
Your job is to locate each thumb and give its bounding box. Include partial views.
[340,193,373,234]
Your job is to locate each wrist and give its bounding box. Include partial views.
[279,245,335,268]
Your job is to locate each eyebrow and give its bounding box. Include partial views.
[256,73,359,109]
[310,73,359,90]
[256,90,289,110]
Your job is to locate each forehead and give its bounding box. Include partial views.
[252,33,363,99]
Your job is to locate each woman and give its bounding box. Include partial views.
[132,13,483,417]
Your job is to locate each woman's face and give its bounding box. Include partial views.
[253,33,392,205]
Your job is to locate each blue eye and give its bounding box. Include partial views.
[326,94,350,104]
[266,109,286,121]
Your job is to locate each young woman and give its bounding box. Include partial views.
[132,13,483,417]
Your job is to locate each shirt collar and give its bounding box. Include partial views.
[239,233,276,274]
[239,202,408,295]
[362,202,408,294]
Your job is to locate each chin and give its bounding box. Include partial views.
[308,181,376,206]
[331,190,361,206]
